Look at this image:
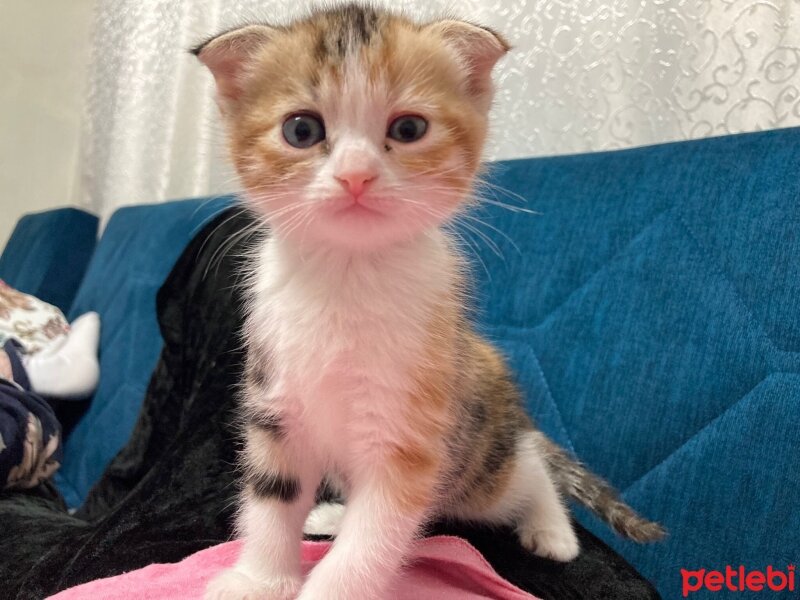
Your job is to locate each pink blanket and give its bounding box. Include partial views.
[49,535,539,599]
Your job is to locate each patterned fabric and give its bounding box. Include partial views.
[0,341,62,489]
[0,280,69,354]
[0,349,11,382]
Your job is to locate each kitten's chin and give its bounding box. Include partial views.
[314,215,420,251]
[274,206,429,252]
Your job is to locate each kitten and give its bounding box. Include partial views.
[194,5,665,599]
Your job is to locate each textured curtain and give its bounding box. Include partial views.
[79,0,800,217]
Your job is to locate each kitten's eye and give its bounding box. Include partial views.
[387,115,428,143]
[282,114,325,148]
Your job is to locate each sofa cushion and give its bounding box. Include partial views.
[54,196,235,507]
[0,208,98,314]
[467,126,799,599]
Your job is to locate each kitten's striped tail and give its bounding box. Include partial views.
[536,432,667,543]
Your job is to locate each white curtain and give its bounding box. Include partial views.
[79,0,800,218]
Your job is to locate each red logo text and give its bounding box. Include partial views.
[681,566,795,596]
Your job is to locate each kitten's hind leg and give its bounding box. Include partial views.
[467,432,579,562]
[514,431,579,561]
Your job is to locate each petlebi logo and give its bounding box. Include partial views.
[681,565,796,597]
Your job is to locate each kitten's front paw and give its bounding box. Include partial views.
[520,526,580,562]
[204,568,301,600]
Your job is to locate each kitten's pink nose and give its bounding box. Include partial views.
[335,170,377,199]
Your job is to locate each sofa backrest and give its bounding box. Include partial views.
[53,196,235,507]
[0,207,98,314]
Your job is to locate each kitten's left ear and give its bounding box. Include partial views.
[426,20,510,110]
[192,24,274,109]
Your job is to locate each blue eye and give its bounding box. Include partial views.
[282,113,325,148]
[387,115,428,143]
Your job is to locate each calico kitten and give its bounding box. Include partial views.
[194,5,664,599]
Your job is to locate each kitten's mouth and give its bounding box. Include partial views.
[332,196,385,218]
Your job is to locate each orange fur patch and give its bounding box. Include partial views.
[464,458,515,512]
[386,442,438,513]
[383,292,462,512]
[243,425,295,475]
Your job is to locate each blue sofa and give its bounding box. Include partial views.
[2,127,797,599]
[0,207,98,314]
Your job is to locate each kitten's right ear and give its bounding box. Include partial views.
[192,25,273,107]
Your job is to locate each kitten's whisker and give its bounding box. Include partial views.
[458,211,521,256]
[276,203,319,241]
[476,198,539,214]
[453,219,505,260]
[392,195,502,269]
[445,226,492,282]
[474,182,540,215]
[395,193,508,263]
[204,219,266,280]
[198,205,250,267]
[474,175,533,206]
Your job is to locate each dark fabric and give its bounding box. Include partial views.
[56,195,235,507]
[0,208,657,600]
[4,340,30,391]
[0,341,63,490]
[0,208,98,315]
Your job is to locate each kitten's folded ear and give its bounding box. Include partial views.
[192,24,274,108]
[426,20,510,109]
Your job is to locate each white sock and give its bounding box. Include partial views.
[303,502,346,536]
[23,312,101,399]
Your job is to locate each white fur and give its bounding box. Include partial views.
[248,230,457,463]
[207,231,458,600]
[303,502,346,536]
[449,433,579,561]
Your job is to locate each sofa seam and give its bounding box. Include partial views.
[620,371,799,495]
[674,207,797,355]
[530,205,676,332]
[527,346,577,455]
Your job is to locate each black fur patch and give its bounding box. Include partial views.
[336,4,377,43]
[318,3,381,59]
[335,33,347,57]
[315,477,345,504]
[480,427,516,476]
[249,472,300,502]
[313,32,328,62]
[245,363,270,389]
[248,410,284,438]
[469,401,488,430]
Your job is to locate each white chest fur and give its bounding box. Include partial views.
[246,231,455,468]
